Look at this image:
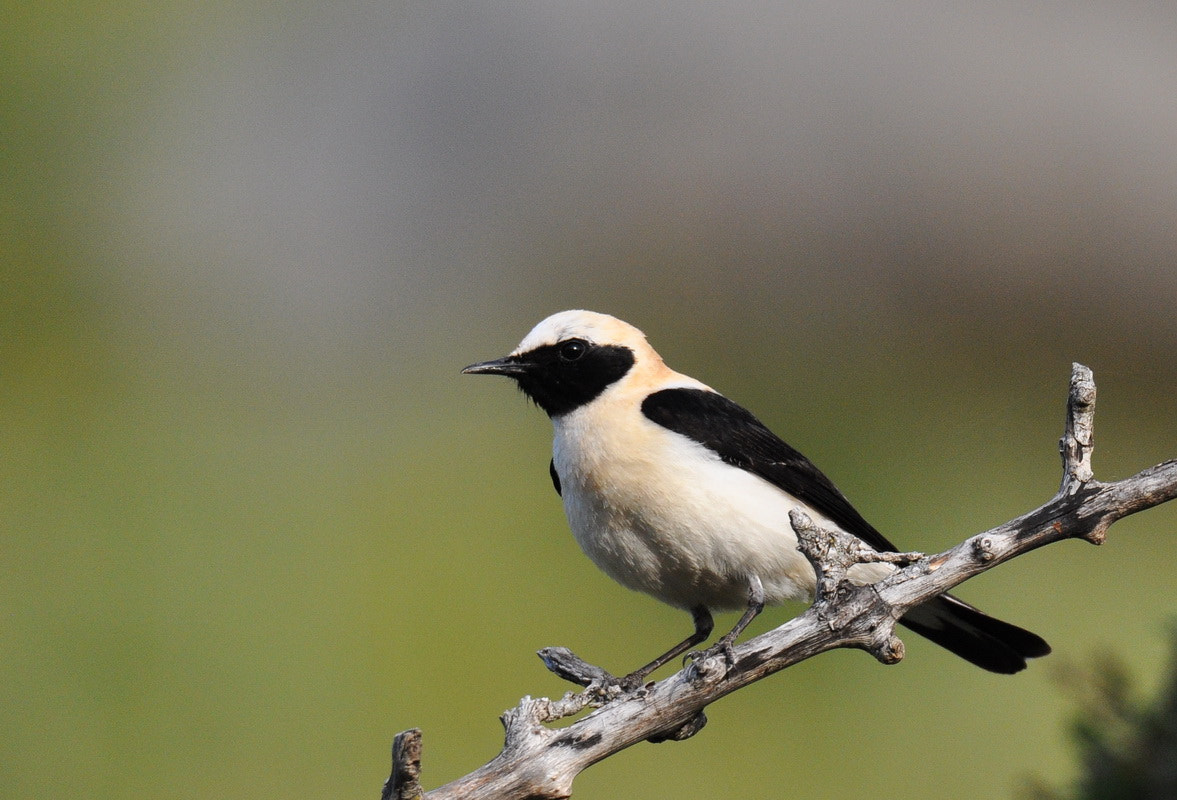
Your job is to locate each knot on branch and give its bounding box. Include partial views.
[869,631,906,666]
[647,710,708,743]
[972,536,997,562]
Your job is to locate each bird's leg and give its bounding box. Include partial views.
[619,605,713,690]
[693,575,765,667]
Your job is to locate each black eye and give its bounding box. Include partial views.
[559,339,588,361]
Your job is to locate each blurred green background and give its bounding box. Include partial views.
[4,3,1177,798]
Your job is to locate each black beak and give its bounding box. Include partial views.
[461,355,530,377]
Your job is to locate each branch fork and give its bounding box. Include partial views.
[786,508,911,663]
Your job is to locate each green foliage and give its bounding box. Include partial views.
[1027,632,1177,800]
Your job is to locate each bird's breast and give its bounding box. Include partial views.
[551,405,822,611]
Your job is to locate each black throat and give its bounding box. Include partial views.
[513,343,635,417]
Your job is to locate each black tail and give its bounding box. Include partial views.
[899,594,1051,674]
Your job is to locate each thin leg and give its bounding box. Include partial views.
[621,605,713,688]
[711,575,765,664]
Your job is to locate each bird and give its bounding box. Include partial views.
[462,309,1050,685]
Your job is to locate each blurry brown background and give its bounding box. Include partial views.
[4,2,1176,798]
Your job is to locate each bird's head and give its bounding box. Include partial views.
[462,310,659,417]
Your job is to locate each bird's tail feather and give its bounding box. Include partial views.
[899,594,1051,674]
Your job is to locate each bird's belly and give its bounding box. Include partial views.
[559,452,828,611]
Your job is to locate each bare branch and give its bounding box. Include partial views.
[388,364,1177,800]
[1060,362,1097,495]
[383,729,423,800]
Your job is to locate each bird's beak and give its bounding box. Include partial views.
[461,355,530,377]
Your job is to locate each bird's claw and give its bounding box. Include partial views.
[613,670,657,694]
[683,639,737,671]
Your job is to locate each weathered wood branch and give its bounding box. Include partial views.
[385,364,1177,800]
[383,729,423,800]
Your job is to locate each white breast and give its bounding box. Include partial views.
[551,387,888,612]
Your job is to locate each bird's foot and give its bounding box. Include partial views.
[617,671,653,693]
[684,637,738,673]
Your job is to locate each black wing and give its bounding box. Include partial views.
[641,387,898,552]
[642,387,1051,673]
